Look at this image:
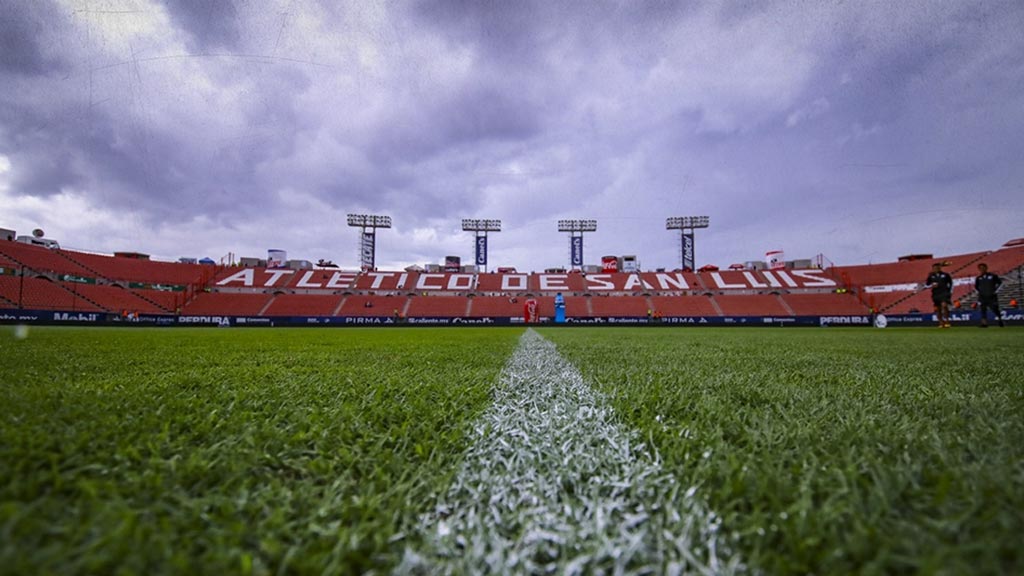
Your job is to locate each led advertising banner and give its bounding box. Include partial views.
[682,234,695,270]
[360,232,375,270]
[571,236,583,267]
[476,235,487,266]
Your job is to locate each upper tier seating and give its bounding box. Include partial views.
[58,249,210,285]
[834,251,987,287]
[0,241,94,276]
[972,246,1024,275]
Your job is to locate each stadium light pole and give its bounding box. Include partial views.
[347,214,392,271]
[461,219,501,272]
[666,216,710,271]
[557,219,597,270]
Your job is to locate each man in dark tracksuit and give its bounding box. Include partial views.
[925,263,953,328]
[975,263,1005,327]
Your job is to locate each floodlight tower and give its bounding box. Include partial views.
[461,219,502,272]
[557,219,597,270]
[666,216,710,271]
[347,213,392,270]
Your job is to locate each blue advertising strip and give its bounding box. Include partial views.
[2,310,1023,327]
[570,236,583,266]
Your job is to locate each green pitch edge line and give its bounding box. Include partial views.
[396,329,742,575]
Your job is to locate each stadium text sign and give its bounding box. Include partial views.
[215,269,837,291]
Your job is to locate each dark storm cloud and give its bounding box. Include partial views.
[2,0,1022,267]
[0,0,67,75]
[158,0,243,51]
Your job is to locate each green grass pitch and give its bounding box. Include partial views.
[2,326,1022,574]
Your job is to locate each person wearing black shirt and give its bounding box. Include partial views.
[925,263,953,328]
[974,263,1004,327]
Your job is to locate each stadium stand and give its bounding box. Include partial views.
[133,289,183,313]
[181,292,272,316]
[649,295,720,317]
[833,252,987,288]
[56,249,210,286]
[63,283,168,314]
[973,245,1024,275]
[781,293,871,316]
[0,241,94,276]
[262,294,345,316]
[715,294,790,316]
[588,296,649,317]
[338,295,408,317]
[467,296,524,318]
[4,233,1023,322]
[0,276,103,311]
[405,295,471,318]
[563,296,592,317]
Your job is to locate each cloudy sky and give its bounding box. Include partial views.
[2,0,1022,271]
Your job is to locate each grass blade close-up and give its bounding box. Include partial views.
[0,327,520,575]
[2,325,1022,574]
[541,327,1024,574]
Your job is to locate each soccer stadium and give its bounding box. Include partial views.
[1,227,1023,327]
[2,229,1023,574]
[4,1,1024,574]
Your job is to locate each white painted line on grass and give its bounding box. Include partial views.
[397,329,742,575]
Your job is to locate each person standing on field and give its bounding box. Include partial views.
[974,263,1005,327]
[925,263,953,328]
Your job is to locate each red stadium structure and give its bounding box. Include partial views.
[2,233,1023,327]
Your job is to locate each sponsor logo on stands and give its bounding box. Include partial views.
[664,317,710,324]
[607,317,649,324]
[571,236,583,266]
[1,313,42,321]
[53,312,100,322]
[236,317,273,326]
[887,315,926,324]
[682,234,694,269]
[407,318,452,325]
[452,317,495,325]
[819,316,871,325]
[568,317,606,324]
[342,317,395,325]
[178,316,230,325]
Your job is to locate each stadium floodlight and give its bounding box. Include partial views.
[347,213,392,270]
[666,216,710,230]
[666,215,710,271]
[558,219,598,233]
[461,219,502,232]
[461,219,502,272]
[557,219,597,269]
[347,214,392,229]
